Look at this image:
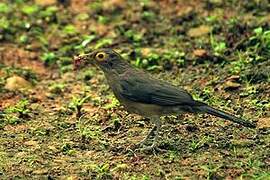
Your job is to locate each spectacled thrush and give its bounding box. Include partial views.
[74,48,256,150]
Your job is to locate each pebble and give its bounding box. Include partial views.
[187,25,212,37]
[34,0,56,6]
[4,76,32,91]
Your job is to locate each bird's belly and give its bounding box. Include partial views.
[120,100,184,117]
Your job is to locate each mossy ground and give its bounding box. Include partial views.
[0,0,269,179]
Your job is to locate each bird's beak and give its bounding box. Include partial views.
[73,52,94,71]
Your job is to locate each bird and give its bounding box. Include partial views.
[74,48,256,151]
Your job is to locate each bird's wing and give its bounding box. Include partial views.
[119,75,198,106]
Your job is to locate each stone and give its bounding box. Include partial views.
[223,81,241,91]
[35,0,56,6]
[4,76,32,91]
[187,25,212,37]
[193,49,208,57]
[257,118,270,128]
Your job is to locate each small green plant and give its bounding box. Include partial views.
[75,35,96,50]
[248,99,270,113]
[89,1,103,13]
[5,99,30,119]
[36,32,49,47]
[111,117,121,130]
[61,143,77,155]
[18,34,28,44]
[142,11,156,22]
[163,50,185,67]
[0,17,10,30]
[21,4,39,15]
[40,6,58,19]
[230,56,247,74]
[166,150,179,162]
[77,123,101,142]
[210,34,227,56]
[0,3,11,13]
[104,95,120,109]
[124,30,143,43]
[97,15,109,24]
[135,51,160,70]
[41,52,57,66]
[241,172,270,179]
[135,49,185,70]
[201,163,221,180]
[75,13,89,21]
[2,99,31,126]
[93,163,113,179]
[248,27,270,59]
[205,15,218,23]
[69,95,91,118]
[189,136,211,152]
[142,175,151,180]
[94,38,113,49]
[1,113,20,126]
[200,86,215,103]
[246,158,263,169]
[189,139,202,152]
[49,83,66,94]
[63,24,77,36]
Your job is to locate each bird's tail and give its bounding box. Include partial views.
[197,105,256,128]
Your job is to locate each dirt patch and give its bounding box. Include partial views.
[0,46,47,76]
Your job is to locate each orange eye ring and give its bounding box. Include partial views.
[95,52,107,61]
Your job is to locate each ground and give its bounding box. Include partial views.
[0,0,270,179]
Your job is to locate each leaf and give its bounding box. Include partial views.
[21,5,39,15]
[0,3,10,13]
[254,27,263,35]
[63,25,77,35]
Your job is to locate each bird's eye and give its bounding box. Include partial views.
[95,52,107,61]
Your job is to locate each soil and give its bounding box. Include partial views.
[0,0,269,179]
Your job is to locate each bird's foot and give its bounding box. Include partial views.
[138,143,166,153]
[134,138,149,148]
[129,140,166,153]
[132,127,157,149]
[130,141,146,151]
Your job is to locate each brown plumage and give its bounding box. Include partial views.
[74,48,256,150]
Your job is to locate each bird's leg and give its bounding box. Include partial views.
[136,124,157,147]
[134,117,160,148]
[132,117,166,153]
[151,118,161,147]
[141,117,161,151]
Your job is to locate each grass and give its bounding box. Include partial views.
[0,0,269,179]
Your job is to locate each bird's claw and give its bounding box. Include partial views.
[130,141,166,153]
[134,139,148,148]
[138,144,166,153]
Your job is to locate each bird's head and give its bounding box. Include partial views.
[73,49,127,73]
